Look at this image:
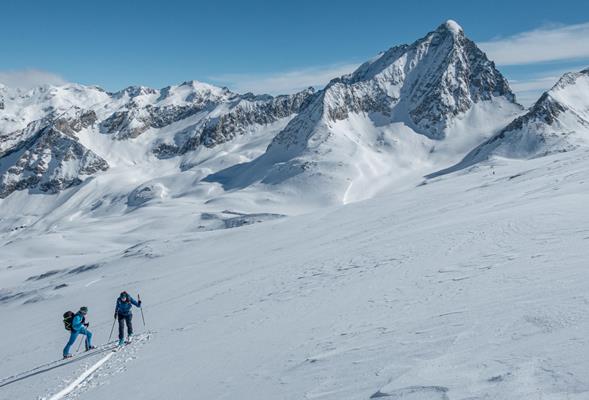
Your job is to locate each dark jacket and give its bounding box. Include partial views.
[115,295,140,316]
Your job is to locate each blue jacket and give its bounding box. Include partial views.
[115,295,140,316]
[72,313,86,332]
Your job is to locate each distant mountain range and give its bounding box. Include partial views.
[0,20,587,214]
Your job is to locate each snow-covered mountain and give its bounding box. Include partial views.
[0,82,314,199]
[0,19,529,218]
[450,68,589,168]
[4,20,589,216]
[4,19,589,400]
[0,113,108,198]
[206,20,522,203]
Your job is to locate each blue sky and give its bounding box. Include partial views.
[2,0,589,105]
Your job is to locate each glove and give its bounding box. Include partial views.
[84,322,89,327]
[114,313,118,319]
[138,300,142,306]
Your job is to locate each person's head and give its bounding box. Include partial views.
[120,291,129,302]
[79,306,88,315]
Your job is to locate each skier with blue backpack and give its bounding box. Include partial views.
[63,306,95,358]
[114,291,142,346]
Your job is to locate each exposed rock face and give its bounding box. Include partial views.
[205,21,521,202]
[127,182,167,207]
[0,79,315,197]
[53,109,97,136]
[452,68,589,167]
[0,21,547,203]
[101,103,202,139]
[199,89,316,148]
[0,112,108,198]
[0,118,49,159]
[152,88,315,158]
[269,20,517,156]
[102,81,239,140]
[1,108,97,157]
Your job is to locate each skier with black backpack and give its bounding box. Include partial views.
[62,306,95,358]
[114,291,142,346]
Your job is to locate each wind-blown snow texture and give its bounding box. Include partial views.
[2,149,589,400]
[2,20,589,400]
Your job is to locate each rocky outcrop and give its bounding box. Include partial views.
[0,112,108,198]
[53,109,97,135]
[101,103,202,139]
[205,21,521,199]
[153,88,315,157]
[456,68,589,165]
[102,81,238,139]
[269,20,518,152]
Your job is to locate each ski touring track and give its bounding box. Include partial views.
[45,352,114,400]
[0,343,118,389]
[41,332,151,400]
[0,333,151,400]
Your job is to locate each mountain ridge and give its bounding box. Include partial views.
[1,20,587,214]
[429,67,589,177]
[205,20,522,203]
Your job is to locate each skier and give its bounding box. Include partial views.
[63,306,95,358]
[114,291,141,346]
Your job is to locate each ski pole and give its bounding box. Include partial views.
[75,334,84,353]
[138,293,146,328]
[108,317,116,342]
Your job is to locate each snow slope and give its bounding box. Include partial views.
[1,148,589,399]
[0,20,527,232]
[433,68,589,177]
[2,19,589,400]
[0,81,314,202]
[206,21,523,204]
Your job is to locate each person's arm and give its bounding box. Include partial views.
[129,296,140,307]
[72,314,83,331]
[114,300,119,318]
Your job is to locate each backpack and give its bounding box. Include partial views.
[63,311,74,331]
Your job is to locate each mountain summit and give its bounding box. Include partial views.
[207,21,521,203]
[435,68,589,176]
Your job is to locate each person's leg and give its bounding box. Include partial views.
[126,314,133,337]
[63,331,79,357]
[79,327,93,349]
[118,315,125,340]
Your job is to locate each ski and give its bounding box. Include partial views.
[0,340,118,387]
[0,342,119,389]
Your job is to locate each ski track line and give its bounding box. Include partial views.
[85,278,102,287]
[46,352,114,400]
[0,342,118,388]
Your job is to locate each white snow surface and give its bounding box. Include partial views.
[453,68,589,168]
[444,19,463,34]
[1,148,589,399]
[2,21,589,400]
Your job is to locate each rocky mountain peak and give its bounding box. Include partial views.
[112,85,158,99]
[437,67,589,174]
[269,19,518,158]
[0,122,108,198]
